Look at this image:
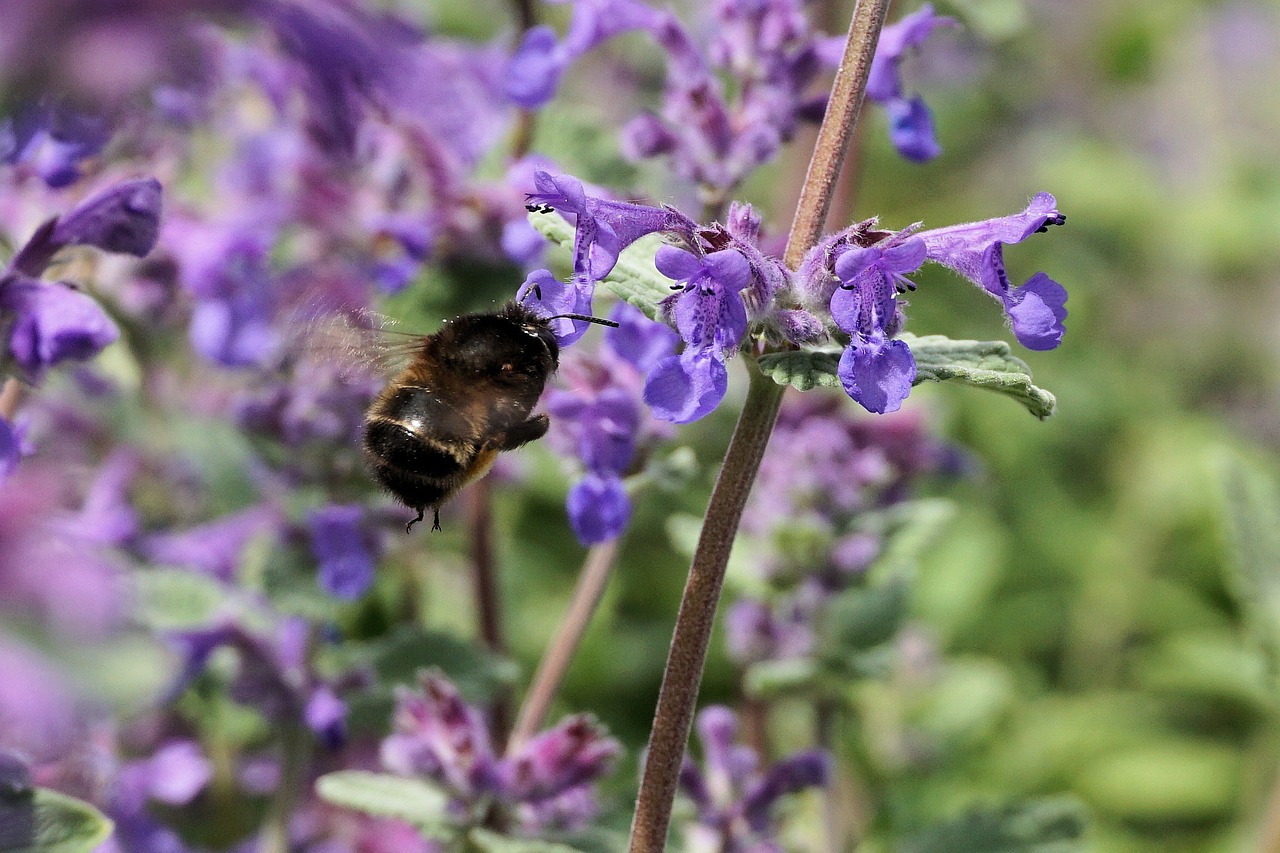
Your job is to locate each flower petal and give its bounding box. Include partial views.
[838,334,916,414]
[504,26,565,109]
[885,95,942,162]
[654,245,704,282]
[566,474,631,544]
[1004,272,1068,350]
[643,351,727,423]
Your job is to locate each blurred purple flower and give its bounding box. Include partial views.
[0,276,119,385]
[565,473,631,544]
[307,503,377,600]
[504,0,664,109]
[382,671,619,832]
[0,640,81,763]
[139,740,213,806]
[919,193,1068,350]
[142,505,279,582]
[863,4,958,162]
[0,100,110,188]
[0,417,22,481]
[679,706,829,853]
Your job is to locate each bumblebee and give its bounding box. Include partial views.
[362,301,615,532]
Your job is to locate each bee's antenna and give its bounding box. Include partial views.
[546,313,621,328]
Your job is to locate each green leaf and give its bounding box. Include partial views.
[367,627,520,699]
[468,827,588,853]
[2,788,115,853]
[528,213,671,320]
[874,498,956,573]
[822,577,910,655]
[314,772,454,839]
[132,568,227,630]
[901,798,1088,853]
[742,657,821,698]
[1214,447,1280,672]
[757,334,1057,419]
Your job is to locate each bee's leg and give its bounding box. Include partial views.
[499,414,550,451]
[406,507,425,533]
[432,508,442,532]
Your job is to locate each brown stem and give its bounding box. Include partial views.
[469,478,512,747]
[627,363,785,853]
[507,538,622,752]
[783,0,891,270]
[626,2,891,849]
[0,379,25,421]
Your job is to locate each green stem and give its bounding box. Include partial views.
[625,2,892,849]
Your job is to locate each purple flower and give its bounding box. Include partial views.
[307,503,376,600]
[524,170,697,285]
[142,505,280,583]
[382,671,620,832]
[305,685,349,751]
[828,235,926,414]
[381,671,497,802]
[516,268,593,346]
[0,276,119,385]
[140,741,213,806]
[919,193,1068,350]
[0,417,21,481]
[0,100,110,189]
[605,299,680,373]
[500,714,621,803]
[53,177,163,257]
[864,4,958,162]
[565,474,631,544]
[678,706,829,852]
[504,0,664,109]
[643,246,752,423]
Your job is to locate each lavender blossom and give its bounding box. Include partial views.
[307,503,377,600]
[546,302,677,542]
[382,671,620,833]
[918,192,1068,350]
[678,706,829,853]
[644,246,752,423]
[862,4,959,162]
[0,100,110,188]
[504,0,664,109]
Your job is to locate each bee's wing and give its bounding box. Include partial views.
[284,307,424,380]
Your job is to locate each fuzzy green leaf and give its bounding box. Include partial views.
[1,788,115,853]
[314,772,453,839]
[901,798,1088,853]
[528,213,671,320]
[757,334,1057,419]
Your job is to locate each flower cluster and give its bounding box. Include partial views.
[509,0,961,199]
[382,671,621,835]
[545,302,677,543]
[521,168,1066,419]
[678,705,830,853]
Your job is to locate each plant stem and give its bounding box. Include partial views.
[0,379,26,420]
[626,2,891,849]
[628,363,784,853]
[783,0,891,270]
[507,538,622,752]
[816,699,843,853]
[469,477,512,747]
